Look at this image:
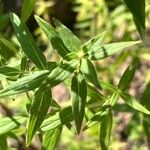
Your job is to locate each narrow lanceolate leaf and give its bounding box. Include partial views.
[47,62,57,72]
[0,116,27,135]
[88,41,141,60]
[0,70,50,98]
[71,73,87,134]
[118,65,136,91]
[87,84,105,101]
[63,52,78,61]
[109,92,120,106]
[40,106,73,132]
[26,85,52,146]
[46,60,77,87]
[121,92,150,115]
[35,16,69,57]
[10,13,46,69]
[99,111,113,150]
[141,83,150,143]
[42,126,62,150]
[81,58,101,89]
[84,109,109,130]
[0,35,18,54]
[123,0,145,38]
[0,135,7,150]
[143,117,150,145]
[82,31,107,53]
[99,80,117,92]
[141,82,150,110]
[21,56,28,71]
[53,18,81,52]
[0,66,20,76]
[21,0,36,23]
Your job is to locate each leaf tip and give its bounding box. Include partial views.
[76,125,82,135]
[34,15,39,21]
[52,17,61,27]
[9,12,15,21]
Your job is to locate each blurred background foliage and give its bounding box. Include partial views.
[0,0,150,149]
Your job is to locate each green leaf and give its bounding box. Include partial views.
[142,84,150,144]
[121,92,150,115]
[10,13,46,69]
[0,135,7,150]
[82,31,107,53]
[63,52,78,61]
[26,85,52,146]
[35,16,70,57]
[40,112,61,132]
[51,99,61,110]
[46,60,77,87]
[42,126,62,150]
[0,35,19,55]
[0,14,9,30]
[0,66,20,76]
[0,70,50,98]
[99,110,113,150]
[84,109,109,130]
[0,116,27,135]
[21,0,36,23]
[99,80,117,92]
[109,92,120,106]
[141,85,150,142]
[113,104,133,113]
[143,116,150,145]
[47,62,58,72]
[40,107,73,132]
[88,41,141,60]
[71,73,87,134]
[21,56,28,72]
[81,58,101,89]
[141,82,150,110]
[87,84,105,101]
[123,0,145,38]
[118,65,136,91]
[53,18,82,52]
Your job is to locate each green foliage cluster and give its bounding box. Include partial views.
[0,0,150,150]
